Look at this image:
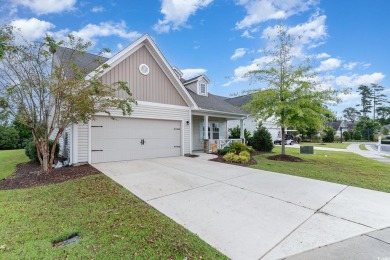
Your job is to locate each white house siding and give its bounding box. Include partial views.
[77,124,89,163]
[228,117,280,141]
[76,102,191,163]
[50,127,71,160]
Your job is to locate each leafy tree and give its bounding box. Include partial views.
[356,85,373,117]
[228,125,251,141]
[353,130,361,140]
[371,84,388,120]
[0,31,136,172]
[251,123,274,151]
[343,107,360,123]
[244,25,338,155]
[322,127,335,143]
[12,116,33,147]
[376,106,390,125]
[0,126,19,150]
[355,116,381,141]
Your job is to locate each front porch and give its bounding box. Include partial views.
[191,113,246,153]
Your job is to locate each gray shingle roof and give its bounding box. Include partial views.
[186,88,246,115]
[54,46,108,77]
[224,95,252,107]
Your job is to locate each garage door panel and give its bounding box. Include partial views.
[91,117,181,163]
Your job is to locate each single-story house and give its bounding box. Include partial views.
[55,34,249,164]
[329,120,349,136]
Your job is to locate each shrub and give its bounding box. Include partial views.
[334,136,341,143]
[223,152,235,162]
[228,126,252,141]
[343,131,350,141]
[353,131,362,140]
[25,140,60,162]
[0,126,20,150]
[251,124,274,151]
[223,151,251,163]
[322,128,335,143]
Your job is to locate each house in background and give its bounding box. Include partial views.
[223,95,281,141]
[55,34,248,165]
[329,120,349,136]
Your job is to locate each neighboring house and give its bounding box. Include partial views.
[223,95,281,141]
[55,34,247,164]
[329,120,349,136]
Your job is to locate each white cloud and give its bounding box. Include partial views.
[117,43,123,50]
[261,14,327,57]
[231,48,247,60]
[236,0,317,29]
[11,18,55,41]
[181,68,207,79]
[15,0,76,15]
[316,52,330,59]
[241,30,254,39]
[51,21,142,45]
[223,56,272,86]
[153,0,213,33]
[316,58,341,72]
[91,6,104,13]
[343,62,357,70]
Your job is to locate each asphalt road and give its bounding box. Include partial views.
[371,144,390,155]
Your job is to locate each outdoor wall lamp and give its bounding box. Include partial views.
[186,121,190,125]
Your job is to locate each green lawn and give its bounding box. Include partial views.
[0,149,29,179]
[300,142,350,149]
[251,147,390,193]
[0,151,226,259]
[359,144,368,150]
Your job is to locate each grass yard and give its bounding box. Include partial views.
[0,151,226,259]
[0,149,29,179]
[300,142,350,149]
[359,144,368,150]
[251,147,390,193]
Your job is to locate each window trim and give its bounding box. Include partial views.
[198,81,207,96]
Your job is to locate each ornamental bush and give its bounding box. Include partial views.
[353,131,362,140]
[223,151,250,163]
[251,124,274,151]
[0,126,20,150]
[322,128,335,143]
[25,140,60,162]
[342,131,350,141]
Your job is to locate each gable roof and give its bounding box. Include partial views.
[54,46,108,77]
[186,88,246,116]
[83,34,198,109]
[182,74,210,85]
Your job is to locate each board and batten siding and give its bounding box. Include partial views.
[76,103,191,162]
[101,46,187,107]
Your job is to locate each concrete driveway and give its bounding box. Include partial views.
[93,155,390,259]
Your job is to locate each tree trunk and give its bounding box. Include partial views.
[281,127,286,155]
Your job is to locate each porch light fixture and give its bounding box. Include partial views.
[186,121,189,125]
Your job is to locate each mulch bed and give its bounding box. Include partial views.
[0,162,102,190]
[209,151,269,167]
[266,154,304,162]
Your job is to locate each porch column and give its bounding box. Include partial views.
[240,119,245,143]
[204,115,209,153]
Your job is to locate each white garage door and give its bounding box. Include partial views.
[91,117,181,163]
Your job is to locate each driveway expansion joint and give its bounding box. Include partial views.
[364,234,390,246]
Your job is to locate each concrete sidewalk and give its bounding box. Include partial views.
[287,227,390,259]
[347,143,390,164]
[93,155,390,259]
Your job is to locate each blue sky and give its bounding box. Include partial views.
[1,0,389,116]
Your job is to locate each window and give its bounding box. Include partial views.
[200,83,206,94]
[212,123,220,139]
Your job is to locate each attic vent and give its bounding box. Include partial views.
[139,64,150,75]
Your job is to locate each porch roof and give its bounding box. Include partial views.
[187,88,247,117]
